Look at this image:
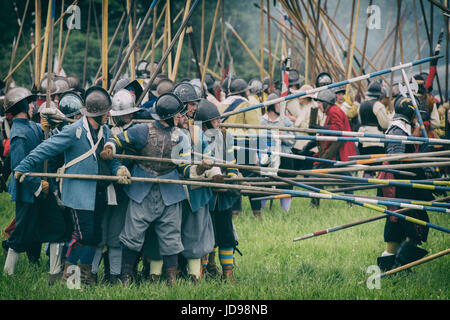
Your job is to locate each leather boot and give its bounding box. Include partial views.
[222,265,236,283]
[377,255,396,272]
[120,264,135,286]
[165,267,178,286]
[79,264,97,286]
[393,240,428,269]
[48,271,63,285]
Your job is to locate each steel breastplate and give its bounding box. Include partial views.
[138,122,179,176]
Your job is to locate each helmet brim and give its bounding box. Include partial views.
[110,107,141,117]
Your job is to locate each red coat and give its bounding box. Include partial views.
[317,104,356,163]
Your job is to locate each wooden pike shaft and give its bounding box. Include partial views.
[140,3,165,61]
[170,0,192,81]
[294,196,450,242]
[266,0,272,87]
[4,0,78,83]
[226,22,269,76]
[101,0,108,89]
[34,0,42,89]
[135,0,201,107]
[40,0,53,81]
[109,0,159,95]
[127,0,136,80]
[200,0,221,88]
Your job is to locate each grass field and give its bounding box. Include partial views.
[0,189,448,300]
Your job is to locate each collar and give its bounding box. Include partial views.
[388,119,412,136]
[262,113,280,123]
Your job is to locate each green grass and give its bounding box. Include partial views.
[0,189,449,300]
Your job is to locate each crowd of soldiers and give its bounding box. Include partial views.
[0,57,448,288]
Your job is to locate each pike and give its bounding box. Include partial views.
[334,149,450,167]
[233,145,416,177]
[255,192,450,210]
[21,172,450,234]
[108,0,160,94]
[231,133,437,146]
[258,175,450,214]
[293,196,450,242]
[135,0,201,107]
[112,153,450,193]
[265,175,450,233]
[224,123,450,145]
[219,56,443,119]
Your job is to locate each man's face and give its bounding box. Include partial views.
[336,93,345,104]
[128,89,136,102]
[317,101,324,113]
[175,113,189,129]
[210,118,221,129]
[101,112,110,125]
[187,101,198,118]
[120,114,133,124]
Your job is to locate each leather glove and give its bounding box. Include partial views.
[212,174,226,183]
[14,171,27,183]
[100,145,114,161]
[41,180,49,195]
[41,118,51,132]
[116,167,132,185]
[196,159,214,175]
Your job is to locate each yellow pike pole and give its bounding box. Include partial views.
[139,3,166,61]
[127,0,135,80]
[166,0,172,77]
[102,0,108,90]
[225,21,269,77]
[266,0,272,88]
[34,0,42,90]
[200,0,221,89]
[344,0,360,99]
[40,0,53,81]
[57,0,64,72]
[170,0,192,82]
[260,0,264,82]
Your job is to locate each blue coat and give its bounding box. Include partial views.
[106,121,191,206]
[8,118,44,203]
[14,116,123,211]
[185,129,214,212]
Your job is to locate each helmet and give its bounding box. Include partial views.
[248,78,263,95]
[81,86,112,117]
[194,98,221,122]
[334,87,346,95]
[228,78,248,96]
[66,75,81,91]
[173,82,200,104]
[393,95,416,124]
[420,72,431,91]
[413,74,426,95]
[288,69,304,86]
[114,78,143,101]
[205,73,218,90]
[136,60,149,78]
[262,77,270,91]
[39,77,58,95]
[314,89,336,107]
[151,93,184,121]
[59,91,83,118]
[152,79,174,97]
[221,74,237,94]
[54,78,71,95]
[191,84,204,100]
[3,87,35,113]
[365,80,385,98]
[315,72,333,87]
[298,84,315,99]
[110,89,140,117]
[391,83,400,98]
[266,92,280,113]
[145,61,161,76]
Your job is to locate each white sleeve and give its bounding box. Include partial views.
[372,101,391,130]
[429,104,440,129]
